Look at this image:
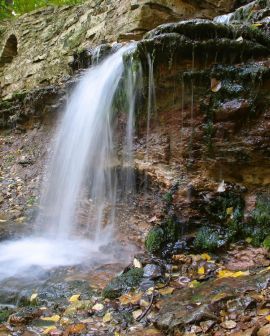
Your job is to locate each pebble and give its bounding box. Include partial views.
[221,320,237,330]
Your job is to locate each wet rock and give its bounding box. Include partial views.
[200,320,216,333]
[103,268,144,299]
[155,270,270,333]
[214,99,249,122]
[258,324,270,336]
[139,278,155,291]
[143,264,162,279]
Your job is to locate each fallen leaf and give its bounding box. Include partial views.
[217,269,249,278]
[43,326,57,334]
[211,78,222,92]
[258,308,270,316]
[211,292,230,303]
[189,280,200,288]
[103,312,112,323]
[119,293,142,305]
[145,328,163,335]
[236,36,243,42]
[252,23,263,27]
[148,216,157,223]
[68,323,86,334]
[265,315,270,321]
[226,207,233,215]
[198,266,205,275]
[92,303,104,311]
[132,309,142,320]
[30,293,38,302]
[41,315,60,323]
[201,253,211,261]
[69,294,80,303]
[133,258,142,268]
[158,287,174,295]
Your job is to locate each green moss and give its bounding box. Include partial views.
[102,268,144,299]
[252,195,270,226]
[263,236,270,250]
[145,226,165,254]
[242,195,270,247]
[0,309,13,323]
[204,190,245,224]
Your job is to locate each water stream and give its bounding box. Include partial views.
[0,44,140,290]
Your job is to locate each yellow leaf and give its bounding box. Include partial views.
[266,315,270,321]
[69,294,80,303]
[114,332,120,336]
[158,287,174,295]
[146,287,154,295]
[246,237,252,243]
[218,269,249,278]
[211,292,229,303]
[30,293,38,302]
[103,312,112,323]
[43,326,57,334]
[252,23,263,27]
[41,315,60,323]
[226,207,233,215]
[198,266,205,275]
[201,253,211,261]
[258,308,270,316]
[119,293,142,305]
[68,324,86,333]
[145,328,162,335]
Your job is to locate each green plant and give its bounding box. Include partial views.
[145,226,165,254]
[194,226,231,252]
[263,236,270,250]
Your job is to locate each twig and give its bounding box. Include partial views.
[136,289,155,322]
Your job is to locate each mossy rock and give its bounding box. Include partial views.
[145,217,180,255]
[102,268,144,299]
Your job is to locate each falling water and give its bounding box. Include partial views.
[145,54,156,162]
[0,43,140,282]
[123,58,143,194]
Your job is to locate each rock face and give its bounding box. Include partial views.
[0,0,238,98]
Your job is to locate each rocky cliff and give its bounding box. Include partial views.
[0,0,238,98]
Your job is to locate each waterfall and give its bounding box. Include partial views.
[37,44,137,239]
[0,44,140,281]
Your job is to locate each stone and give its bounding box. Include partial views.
[257,324,270,336]
[143,264,162,279]
[221,320,237,330]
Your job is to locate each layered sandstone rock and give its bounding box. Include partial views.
[0,0,238,98]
